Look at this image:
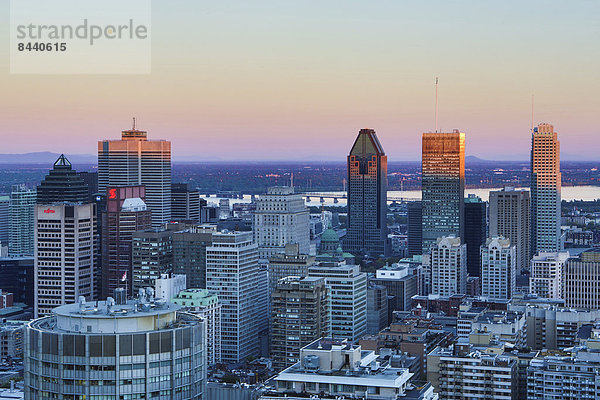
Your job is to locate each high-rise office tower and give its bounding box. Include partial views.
[79,171,98,201]
[98,121,171,228]
[270,276,329,372]
[366,283,388,334]
[267,243,316,294]
[171,183,201,222]
[464,195,487,277]
[480,237,516,300]
[407,201,422,257]
[531,123,562,253]
[421,130,465,253]
[131,229,173,293]
[36,155,88,204]
[253,186,310,260]
[171,224,216,289]
[565,249,600,309]
[25,297,206,400]
[308,263,367,341]
[102,186,152,298]
[8,185,36,257]
[34,203,97,317]
[371,263,419,320]
[206,231,260,363]
[345,129,388,256]
[489,188,531,274]
[0,196,9,246]
[430,236,467,296]
[530,252,569,299]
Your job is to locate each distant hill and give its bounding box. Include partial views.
[0,152,96,164]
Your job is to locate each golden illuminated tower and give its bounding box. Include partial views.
[98,119,171,228]
[421,130,465,253]
[531,123,561,253]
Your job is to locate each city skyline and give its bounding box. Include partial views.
[1,1,599,161]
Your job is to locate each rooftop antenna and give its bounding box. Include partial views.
[530,95,534,134]
[290,172,294,188]
[133,117,136,130]
[435,77,439,133]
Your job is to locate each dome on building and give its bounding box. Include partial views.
[321,227,339,244]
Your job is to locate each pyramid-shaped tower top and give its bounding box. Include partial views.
[349,128,385,156]
[54,154,72,168]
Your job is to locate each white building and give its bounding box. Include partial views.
[98,123,171,228]
[530,252,569,300]
[489,187,530,274]
[480,236,516,300]
[253,186,310,260]
[206,231,261,363]
[172,288,222,365]
[308,263,367,341]
[265,338,437,400]
[155,273,186,301]
[34,203,96,318]
[430,236,467,296]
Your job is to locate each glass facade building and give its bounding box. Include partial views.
[421,130,465,253]
[345,129,388,256]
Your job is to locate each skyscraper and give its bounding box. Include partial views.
[206,231,261,363]
[101,185,152,298]
[8,185,36,257]
[270,276,329,371]
[131,229,173,293]
[98,121,172,228]
[308,263,367,341]
[171,183,201,222]
[489,188,531,274]
[171,224,216,289]
[430,236,467,296]
[421,130,465,253]
[480,236,516,300]
[530,123,561,253]
[0,196,9,247]
[565,249,600,309]
[253,186,310,260]
[36,154,88,204]
[345,129,388,256]
[464,195,487,277]
[34,203,97,317]
[407,201,422,257]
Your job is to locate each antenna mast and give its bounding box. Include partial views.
[290,172,294,188]
[133,117,136,130]
[530,95,534,134]
[435,77,439,132]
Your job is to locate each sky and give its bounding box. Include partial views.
[1,0,599,161]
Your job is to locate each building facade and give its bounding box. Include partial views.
[171,225,216,289]
[253,186,310,260]
[366,283,388,335]
[267,243,315,293]
[345,129,388,256]
[34,203,97,318]
[270,276,329,372]
[206,231,261,363]
[171,183,201,223]
[531,123,562,253]
[98,123,172,228]
[480,237,516,300]
[131,230,174,293]
[102,186,152,298]
[565,249,600,309]
[172,288,221,365]
[489,187,531,274]
[407,201,423,257]
[8,185,36,257]
[36,155,89,205]
[430,236,467,296]
[308,263,367,341]
[421,131,465,253]
[530,252,569,300]
[25,297,206,400]
[464,195,487,277]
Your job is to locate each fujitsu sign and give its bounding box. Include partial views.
[43,208,55,214]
